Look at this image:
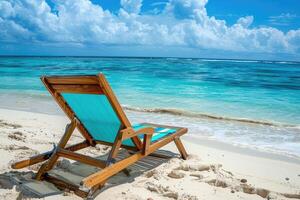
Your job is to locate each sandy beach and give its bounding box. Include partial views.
[0,108,299,199]
[1,0,300,198]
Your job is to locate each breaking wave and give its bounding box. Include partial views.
[123,105,299,129]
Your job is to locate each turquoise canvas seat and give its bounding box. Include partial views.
[62,93,177,147]
[131,123,177,142]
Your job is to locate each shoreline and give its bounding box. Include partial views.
[1,107,299,165]
[0,99,300,160]
[0,108,299,199]
[0,106,299,169]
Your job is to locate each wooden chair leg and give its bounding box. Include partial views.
[105,135,130,176]
[36,119,77,180]
[106,137,122,164]
[174,137,188,160]
[87,182,106,199]
[35,153,59,180]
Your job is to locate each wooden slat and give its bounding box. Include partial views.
[44,174,88,198]
[57,148,106,168]
[11,141,90,169]
[52,84,102,94]
[11,151,52,169]
[147,152,174,159]
[66,141,90,152]
[46,76,98,85]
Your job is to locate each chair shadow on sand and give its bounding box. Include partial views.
[0,149,178,199]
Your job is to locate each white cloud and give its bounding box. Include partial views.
[268,13,297,26]
[287,29,300,52]
[164,0,208,20]
[0,0,299,57]
[0,1,15,18]
[120,0,143,14]
[151,2,168,7]
[236,16,253,28]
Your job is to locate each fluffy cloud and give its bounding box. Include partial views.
[120,0,143,14]
[236,16,253,28]
[164,0,208,20]
[0,0,299,56]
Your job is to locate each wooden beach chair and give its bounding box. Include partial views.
[11,73,188,198]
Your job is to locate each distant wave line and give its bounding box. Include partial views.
[199,59,298,64]
[123,105,298,128]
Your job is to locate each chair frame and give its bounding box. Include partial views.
[11,73,188,198]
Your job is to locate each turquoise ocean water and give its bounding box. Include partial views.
[0,56,299,157]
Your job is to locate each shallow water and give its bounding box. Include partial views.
[0,56,299,157]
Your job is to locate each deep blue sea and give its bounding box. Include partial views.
[0,56,299,157]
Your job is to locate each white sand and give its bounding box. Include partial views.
[0,108,299,200]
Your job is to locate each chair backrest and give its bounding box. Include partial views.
[41,74,140,148]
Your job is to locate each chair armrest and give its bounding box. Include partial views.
[120,127,154,140]
[120,127,154,155]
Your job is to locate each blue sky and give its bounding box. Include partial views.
[96,0,300,31]
[206,0,300,31]
[0,0,300,60]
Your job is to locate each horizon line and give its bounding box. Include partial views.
[0,55,299,63]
